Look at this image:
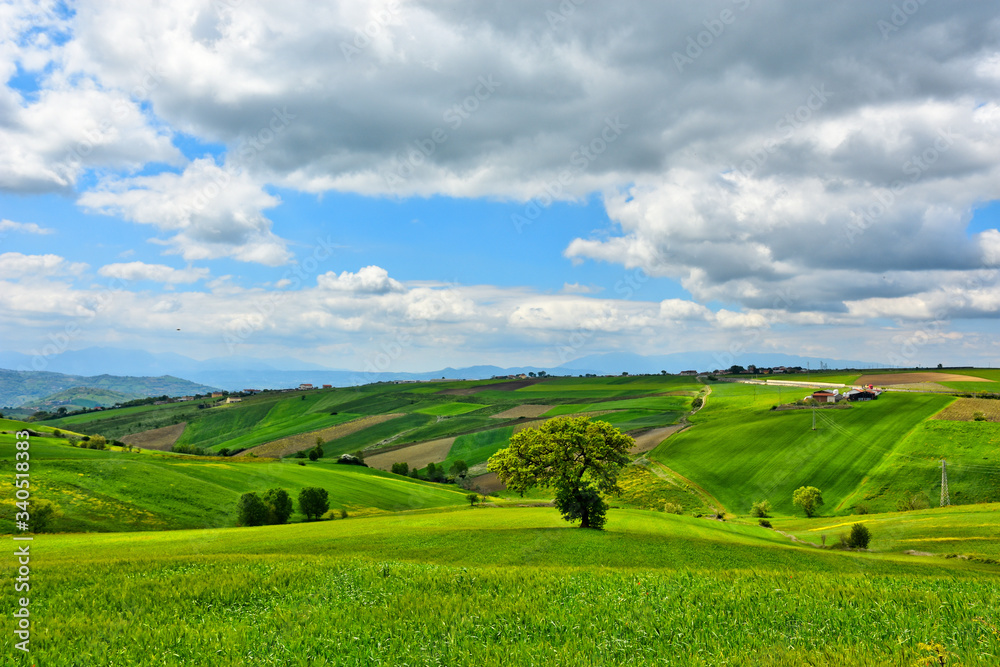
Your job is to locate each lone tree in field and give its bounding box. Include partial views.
[262,488,293,524]
[487,416,633,530]
[237,492,268,527]
[298,487,330,521]
[792,486,824,518]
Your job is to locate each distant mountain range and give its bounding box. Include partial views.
[0,368,218,411]
[0,346,884,395]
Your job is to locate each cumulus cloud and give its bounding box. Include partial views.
[317,265,405,294]
[97,262,210,284]
[79,159,290,265]
[0,252,87,278]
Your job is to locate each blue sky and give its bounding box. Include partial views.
[1,1,999,372]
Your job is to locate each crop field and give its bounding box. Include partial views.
[364,437,456,471]
[239,413,402,458]
[490,404,553,419]
[0,434,468,532]
[933,397,1000,421]
[120,421,186,450]
[841,418,1000,511]
[5,508,998,666]
[412,401,487,416]
[651,382,954,515]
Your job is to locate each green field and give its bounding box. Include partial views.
[650,382,957,515]
[6,507,998,666]
[412,401,487,416]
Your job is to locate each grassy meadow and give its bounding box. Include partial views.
[6,372,1000,665]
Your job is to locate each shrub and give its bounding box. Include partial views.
[391,462,409,476]
[295,451,306,458]
[853,503,870,515]
[691,398,703,410]
[321,509,339,521]
[308,449,319,461]
[846,523,872,549]
[237,492,268,527]
[32,500,61,533]
[973,411,987,422]
[53,429,62,437]
[896,492,930,512]
[758,519,772,529]
[750,499,771,518]
[298,487,330,521]
[663,502,684,515]
[467,493,480,507]
[339,509,348,519]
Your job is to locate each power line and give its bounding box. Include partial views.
[940,459,950,507]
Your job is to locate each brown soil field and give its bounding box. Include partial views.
[121,422,187,451]
[932,397,1000,422]
[856,372,989,385]
[365,437,455,471]
[469,472,505,494]
[439,379,540,395]
[490,404,554,419]
[238,413,404,459]
[628,425,686,454]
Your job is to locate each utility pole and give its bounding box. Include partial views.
[940,459,950,507]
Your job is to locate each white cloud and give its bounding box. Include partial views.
[0,219,53,235]
[79,159,290,266]
[317,265,404,294]
[0,252,87,278]
[97,262,210,284]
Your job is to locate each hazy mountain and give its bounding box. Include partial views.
[556,351,881,376]
[0,369,218,410]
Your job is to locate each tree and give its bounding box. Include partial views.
[488,417,633,530]
[792,486,824,518]
[466,493,480,507]
[846,523,872,549]
[237,492,268,526]
[308,449,319,461]
[298,487,329,521]
[449,460,469,479]
[262,488,293,524]
[391,461,409,476]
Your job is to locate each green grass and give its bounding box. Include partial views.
[542,395,692,416]
[0,438,468,532]
[651,383,953,516]
[412,401,487,416]
[841,416,1000,512]
[6,508,998,666]
[436,425,514,470]
[773,502,1000,559]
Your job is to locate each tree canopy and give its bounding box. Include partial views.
[792,486,824,518]
[487,417,633,529]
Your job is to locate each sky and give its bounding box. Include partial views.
[1,0,999,373]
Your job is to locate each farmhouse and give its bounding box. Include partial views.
[811,390,837,404]
[845,389,878,402]
[225,396,242,404]
[680,370,698,376]
[299,383,314,390]
[322,384,333,389]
